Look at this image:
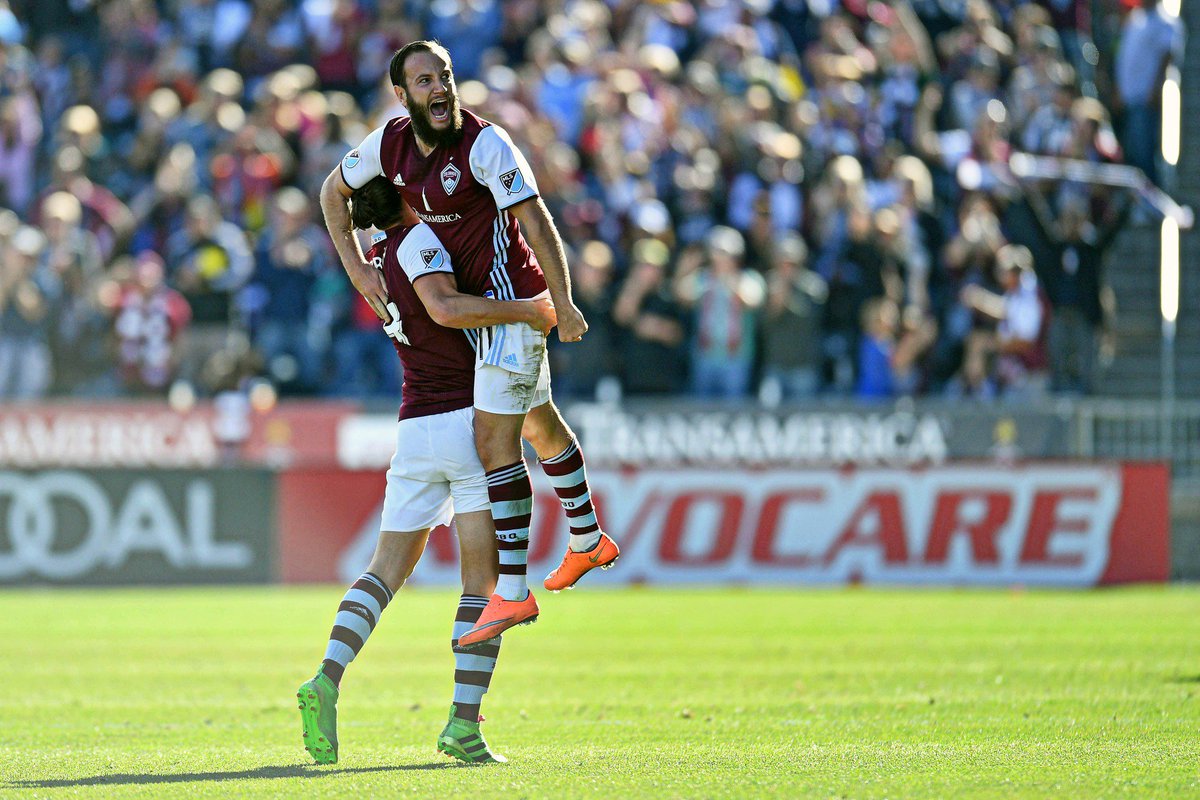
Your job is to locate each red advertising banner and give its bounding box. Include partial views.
[276,462,1169,587]
[0,401,359,469]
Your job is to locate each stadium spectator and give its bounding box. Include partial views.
[1026,188,1127,394]
[960,244,1051,399]
[1114,0,1185,186]
[759,234,826,401]
[0,224,53,398]
[0,91,41,214]
[165,194,253,377]
[0,0,1162,401]
[248,186,333,394]
[612,238,687,396]
[110,251,192,394]
[856,296,938,400]
[549,239,618,400]
[675,226,765,399]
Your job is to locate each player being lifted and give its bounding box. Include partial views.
[322,40,618,648]
[299,178,557,765]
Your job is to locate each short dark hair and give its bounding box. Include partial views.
[389,40,453,90]
[350,176,404,230]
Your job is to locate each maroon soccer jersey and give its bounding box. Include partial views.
[341,110,548,302]
[364,223,475,420]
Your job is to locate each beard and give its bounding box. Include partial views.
[408,93,464,149]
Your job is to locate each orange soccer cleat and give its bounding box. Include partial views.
[543,532,620,592]
[456,591,540,648]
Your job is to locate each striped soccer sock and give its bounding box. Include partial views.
[486,461,532,601]
[319,572,393,687]
[540,439,602,552]
[451,594,502,722]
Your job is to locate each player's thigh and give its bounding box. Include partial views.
[473,322,548,416]
[382,416,455,534]
[452,509,499,595]
[436,406,498,517]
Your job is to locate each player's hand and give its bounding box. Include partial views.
[529,296,558,335]
[348,261,390,321]
[556,302,588,343]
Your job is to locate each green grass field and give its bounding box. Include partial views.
[2,586,1198,799]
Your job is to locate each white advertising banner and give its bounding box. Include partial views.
[303,464,1167,588]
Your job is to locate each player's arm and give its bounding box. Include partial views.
[413,272,557,334]
[399,222,556,333]
[508,196,587,342]
[469,123,588,343]
[320,166,389,321]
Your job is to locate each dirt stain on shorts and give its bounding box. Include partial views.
[501,336,545,409]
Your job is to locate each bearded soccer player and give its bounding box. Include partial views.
[321,40,618,649]
[299,177,556,765]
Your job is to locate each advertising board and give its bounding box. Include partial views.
[277,463,1167,587]
[0,469,275,585]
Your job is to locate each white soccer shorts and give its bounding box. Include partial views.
[473,320,552,415]
[380,406,491,532]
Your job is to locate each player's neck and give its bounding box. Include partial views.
[414,134,437,158]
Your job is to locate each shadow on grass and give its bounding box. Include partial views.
[6,762,458,788]
[1167,674,1200,684]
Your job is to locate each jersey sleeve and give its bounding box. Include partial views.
[396,223,455,283]
[340,125,386,189]
[468,124,540,210]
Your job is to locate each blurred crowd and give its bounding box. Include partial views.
[0,0,1185,404]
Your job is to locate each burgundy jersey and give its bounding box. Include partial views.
[341,109,547,302]
[364,222,476,420]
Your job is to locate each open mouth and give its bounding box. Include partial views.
[430,99,450,123]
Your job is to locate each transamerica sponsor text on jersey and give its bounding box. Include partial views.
[342,110,547,302]
[364,223,475,421]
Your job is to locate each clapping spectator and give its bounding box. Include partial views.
[759,235,826,401]
[856,297,936,399]
[0,225,53,398]
[248,186,333,394]
[674,226,765,399]
[110,252,192,394]
[165,194,252,378]
[959,244,1050,399]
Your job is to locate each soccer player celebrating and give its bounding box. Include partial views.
[321,40,618,649]
[299,177,557,765]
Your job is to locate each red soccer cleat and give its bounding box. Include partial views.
[456,591,540,648]
[543,532,620,592]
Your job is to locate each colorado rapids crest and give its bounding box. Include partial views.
[440,163,461,195]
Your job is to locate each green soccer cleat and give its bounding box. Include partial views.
[296,667,339,764]
[436,705,507,764]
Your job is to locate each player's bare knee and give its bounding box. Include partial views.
[523,402,573,458]
[474,416,522,468]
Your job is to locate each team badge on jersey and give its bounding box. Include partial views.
[440,163,461,195]
[392,172,405,187]
[420,248,446,270]
[343,149,360,169]
[499,168,524,196]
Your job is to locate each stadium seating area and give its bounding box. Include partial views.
[0,0,1184,402]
